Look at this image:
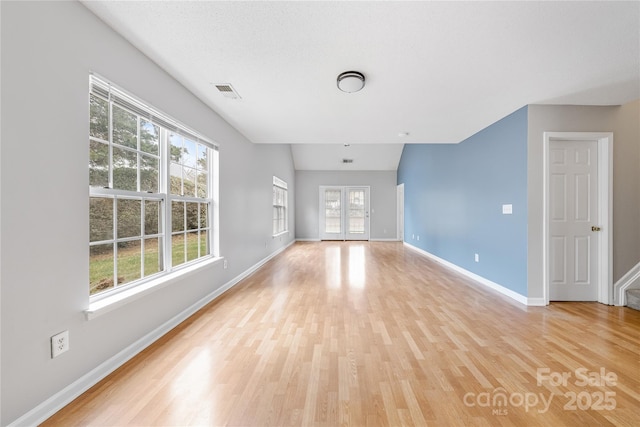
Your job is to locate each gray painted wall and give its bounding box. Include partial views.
[0,2,294,424]
[527,102,640,300]
[295,171,397,240]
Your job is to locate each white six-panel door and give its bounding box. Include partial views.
[549,139,599,301]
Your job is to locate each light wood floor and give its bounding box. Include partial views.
[43,242,640,426]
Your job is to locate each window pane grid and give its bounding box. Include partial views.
[91,92,162,194]
[89,194,165,295]
[89,74,216,298]
[90,234,163,246]
[272,177,288,235]
[170,134,208,198]
[170,199,211,267]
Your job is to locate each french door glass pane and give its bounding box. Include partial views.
[325,190,341,233]
[349,190,365,234]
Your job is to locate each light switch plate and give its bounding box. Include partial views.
[502,204,513,215]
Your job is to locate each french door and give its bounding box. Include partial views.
[319,186,370,240]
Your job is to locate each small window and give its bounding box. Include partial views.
[89,74,218,298]
[273,176,288,236]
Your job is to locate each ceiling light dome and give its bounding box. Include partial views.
[337,71,365,93]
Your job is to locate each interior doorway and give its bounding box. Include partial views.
[397,183,404,241]
[544,132,612,304]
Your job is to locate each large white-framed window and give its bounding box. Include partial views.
[89,74,218,298]
[272,176,288,236]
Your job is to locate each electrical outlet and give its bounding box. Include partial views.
[223,259,228,269]
[475,253,480,263]
[51,330,69,358]
[417,235,420,241]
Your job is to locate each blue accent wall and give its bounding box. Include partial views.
[397,106,528,296]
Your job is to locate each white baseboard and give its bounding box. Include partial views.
[614,261,640,306]
[296,238,400,242]
[8,241,294,427]
[403,242,529,306]
[526,298,547,306]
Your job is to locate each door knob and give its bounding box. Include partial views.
[591,226,601,232]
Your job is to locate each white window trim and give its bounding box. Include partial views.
[272,176,288,236]
[88,73,220,311]
[85,256,224,320]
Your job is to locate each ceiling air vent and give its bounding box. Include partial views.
[342,158,354,164]
[214,84,241,99]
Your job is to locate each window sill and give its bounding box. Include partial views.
[85,256,224,320]
[272,231,289,238]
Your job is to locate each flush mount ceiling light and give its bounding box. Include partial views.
[337,71,365,93]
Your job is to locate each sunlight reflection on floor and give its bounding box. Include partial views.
[348,245,365,288]
[325,245,342,288]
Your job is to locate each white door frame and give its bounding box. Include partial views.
[319,185,370,241]
[543,132,613,305]
[397,183,404,241]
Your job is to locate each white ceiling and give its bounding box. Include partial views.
[291,143,404,171]
[82,1,639,171]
